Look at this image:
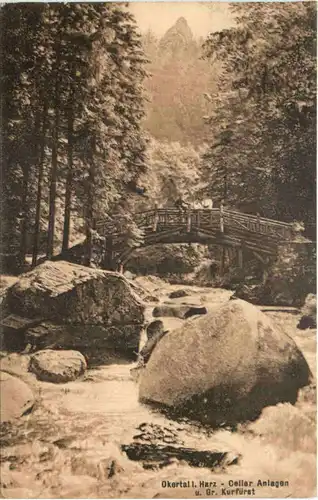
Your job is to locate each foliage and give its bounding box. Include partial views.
[132,138,204,212]
[265,243,316,305]
[202,2,316,223]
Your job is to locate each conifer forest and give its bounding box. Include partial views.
[1,2,316,275]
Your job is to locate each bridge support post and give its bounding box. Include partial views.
[262,268,268,284]
[220,201,224,233]
[220,247,227,276]
[152,203,159,232]
[237,248,243,268]
[262,256,270,284]
[251,251,270,284]
[186,209,191,233]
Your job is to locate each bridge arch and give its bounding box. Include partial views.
[97,207,296,273]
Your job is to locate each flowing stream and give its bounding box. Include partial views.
[0,282,316,499]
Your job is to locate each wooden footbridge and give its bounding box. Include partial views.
[96,206,297,272]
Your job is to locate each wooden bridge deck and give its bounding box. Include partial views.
[96,207,297,269]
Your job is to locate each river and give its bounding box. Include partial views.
[0,280,316,499]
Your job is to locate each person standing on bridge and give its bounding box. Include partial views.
[135,185,148,198]
[128,180,149,198]
[175,196,190,214]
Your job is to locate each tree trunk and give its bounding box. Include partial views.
[62,93,74,253]
[220,172,228,276]
[84,174,93,267]
[84,141,96,267]
[32,103,47,268]
[19,167,29,269]
[47,41,61,260]
[19,107,42,270]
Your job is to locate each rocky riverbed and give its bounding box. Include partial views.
[0,276,316,499]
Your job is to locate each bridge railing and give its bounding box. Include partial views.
[133,208,293,241]
[96,207,294,242]
[223,210,294,240]
[135,208,221,229]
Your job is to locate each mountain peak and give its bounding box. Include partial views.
[175,17,188,28]
[160,16,193,51]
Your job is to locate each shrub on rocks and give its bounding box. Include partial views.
[233,284,265,305]
[234,243,316,307]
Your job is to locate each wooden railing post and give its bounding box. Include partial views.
[152,203,159,232]
[256,212,261,233]
[186,208,191,233]
[220,200,224,233]
[197,210,200,228]
[210,209,213,226]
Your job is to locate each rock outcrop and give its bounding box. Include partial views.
[233,284,264,305]
[298,293,317,329]
[0,372,34,423]
[139,330,168,365]
[29,350,87,383]
[152,304,207,320]
[140,299,311,425]
[146,320,165,340]
[2,261,145,356]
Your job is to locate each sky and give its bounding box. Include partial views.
[128,2,235,37]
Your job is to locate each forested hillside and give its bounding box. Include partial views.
[1,2,316,275]
[2,3,148,271]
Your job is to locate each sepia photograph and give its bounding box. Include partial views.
[0,1,316,498]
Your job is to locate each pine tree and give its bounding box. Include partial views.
[2,4,47,270]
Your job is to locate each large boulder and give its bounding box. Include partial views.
[169,289,190,299]
[0,353,31,379]
[139,299,311,425]
[24,322,142,355]
[29,350,87,383]
[146,320,165,340]
[0,372,34,423]
[139,329,169,365]
[153,304,207,320]
[3,261,145,355]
